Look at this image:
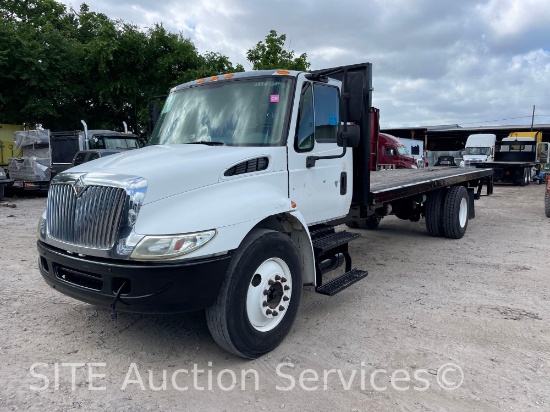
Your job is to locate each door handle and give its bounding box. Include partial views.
[340,172,347,195]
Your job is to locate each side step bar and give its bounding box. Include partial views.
[309,226,368,296]
[315,268,369,296]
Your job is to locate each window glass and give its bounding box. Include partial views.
[314,84,339,142]
[73,152,86,165]
[386,147,396,156]
[150,77,293,146]
[295,83,314,151]
[88,152,100,161]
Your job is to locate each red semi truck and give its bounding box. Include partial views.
[369,108,417,170]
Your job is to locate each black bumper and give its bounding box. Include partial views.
[0,178,14,186]
[37,240,232,314]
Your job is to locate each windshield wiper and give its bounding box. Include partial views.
[186,141,225,146]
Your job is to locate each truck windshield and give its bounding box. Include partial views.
[90,137,140,150]
[464,147,491,155]
[149,77,293,146]
[397,146,408,155]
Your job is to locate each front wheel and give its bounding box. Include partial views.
[545,194,550,218]
[206,229,302,359]
[0,185,4,202]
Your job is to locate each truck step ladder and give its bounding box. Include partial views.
[310,226,368,296]
[315,268,369,296]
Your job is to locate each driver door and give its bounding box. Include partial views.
[287,80,353,225]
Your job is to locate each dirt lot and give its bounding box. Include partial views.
[0,184,549,412]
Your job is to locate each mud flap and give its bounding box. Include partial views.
[468,188,475,219]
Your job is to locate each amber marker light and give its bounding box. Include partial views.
[211,76,219,81]
[291,201,297,208]
[224,73,235,79]
[197,78,205,83]
[276,70,291,75]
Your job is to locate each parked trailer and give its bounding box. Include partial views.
[475,135,548,186]
[37,63,493,358]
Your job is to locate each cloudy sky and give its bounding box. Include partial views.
[58,0,550,129]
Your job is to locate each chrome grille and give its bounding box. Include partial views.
[47,184,127,249]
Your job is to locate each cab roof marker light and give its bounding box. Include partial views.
[276,70,291,75]
[224,73,235,79]
[197,78,205,84]
[211,76,219,81]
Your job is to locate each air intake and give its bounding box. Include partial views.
[224,157,269,177]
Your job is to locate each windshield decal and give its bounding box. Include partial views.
[270,94,280,103]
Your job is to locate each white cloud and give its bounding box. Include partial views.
[57,0,550,127]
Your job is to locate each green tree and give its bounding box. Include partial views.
[246,30,310,71]
[0,0,245,133]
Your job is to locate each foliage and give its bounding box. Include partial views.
[246,29,310,71]
[0,3,307,134]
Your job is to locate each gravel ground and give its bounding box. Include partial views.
[0,184,549,412]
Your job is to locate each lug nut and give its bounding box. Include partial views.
[268,280,274,285]
[272,311,278,316]
[279,305,285,311]
[281,277,287,283]
[262,301,268,307]
[283,296,289,301]
[266,309,272,315]
[275,275,281,281]
[284,285,290,291]
[263,289,269,295]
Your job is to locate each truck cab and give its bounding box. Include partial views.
[462,134,496,166]
[374,133,417,169]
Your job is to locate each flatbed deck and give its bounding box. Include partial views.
[369,167,493,204]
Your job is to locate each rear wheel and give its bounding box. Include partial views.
[545,194,550,218]
[206,229,302,359]
[357,216,381,230]
[345,221,359,228]
[425,188,446,237]
[0,185,4,202]
[443,186,469,239]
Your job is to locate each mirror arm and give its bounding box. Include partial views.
[306,141,348,168]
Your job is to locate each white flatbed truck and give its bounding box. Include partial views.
[37,63,493,358]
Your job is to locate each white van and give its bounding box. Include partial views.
[462,134,496,166]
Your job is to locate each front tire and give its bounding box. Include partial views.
[443,186,469,239]
[206,229,302,359]
[0,184,4,202]
[545,193,550,218]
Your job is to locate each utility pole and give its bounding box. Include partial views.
[531,105,535,130]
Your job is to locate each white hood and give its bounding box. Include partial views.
[67,144,283,205]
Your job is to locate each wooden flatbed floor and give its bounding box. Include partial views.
[369,167,493,204]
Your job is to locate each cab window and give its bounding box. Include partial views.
[294,82,339,152]
[88,152,100,161]
[73,152,87,166]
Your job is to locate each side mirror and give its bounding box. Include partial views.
[345,72,364,123]
[337,125,360,148]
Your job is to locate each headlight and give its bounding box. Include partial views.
[37,215,46,240]
[0,169,6,178]
[130,230,216,260]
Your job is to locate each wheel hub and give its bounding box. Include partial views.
[246,258,292,332]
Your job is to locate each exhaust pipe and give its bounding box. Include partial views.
[123,121,128,134]
[81,120,88,142]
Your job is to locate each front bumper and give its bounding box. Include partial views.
[37,240,232,313]
[0,178,14,186]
